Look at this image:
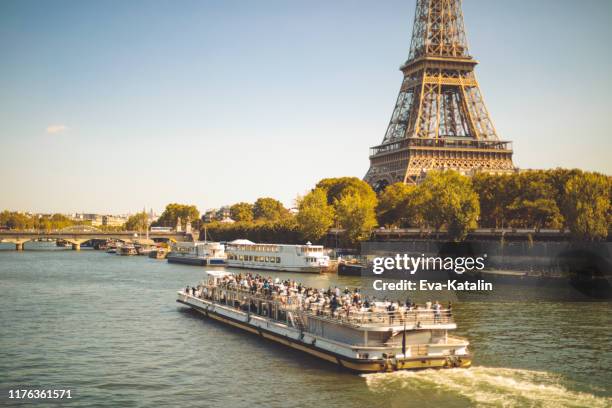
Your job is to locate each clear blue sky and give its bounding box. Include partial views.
[1,0,611,214]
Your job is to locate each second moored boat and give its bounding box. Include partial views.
[226,239,330,273]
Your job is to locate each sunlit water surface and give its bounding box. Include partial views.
[0,243,610,407]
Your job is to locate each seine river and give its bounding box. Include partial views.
[1,243,611,407]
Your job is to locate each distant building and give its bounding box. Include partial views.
[216,206,231,220]
[71,213,127,227]
[202,209,218,223]
[102,215,126,227]
[202,206,231,223]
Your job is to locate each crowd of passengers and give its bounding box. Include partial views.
[184,273,452,322]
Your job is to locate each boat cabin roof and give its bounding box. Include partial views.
[205,270,233,278]
[228,239,324,249]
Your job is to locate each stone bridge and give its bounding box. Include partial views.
[0,226,194,250]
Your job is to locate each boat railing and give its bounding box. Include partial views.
[300,306,453,327]
[193,283,453,327]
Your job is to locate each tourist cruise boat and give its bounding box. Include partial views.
[226,239,330,273]
[177,271,471,373]
[167,241,226,266]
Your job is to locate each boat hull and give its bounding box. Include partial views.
[168,255,226,266]
[338,263,365,276]
[177,296,471,373]
[149,250,167,259]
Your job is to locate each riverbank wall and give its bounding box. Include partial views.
[361,235,612,277]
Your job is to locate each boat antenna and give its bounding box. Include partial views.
[402,316,407,356]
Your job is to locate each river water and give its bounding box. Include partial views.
[0,243,610,407]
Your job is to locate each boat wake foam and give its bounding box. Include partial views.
[362,366,611,407]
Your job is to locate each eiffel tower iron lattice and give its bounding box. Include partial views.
[364,0,515,191]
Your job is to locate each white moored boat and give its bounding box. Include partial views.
[177,271,472,373]
[226,240,330,273]
[167,241,226,266]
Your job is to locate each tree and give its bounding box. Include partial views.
[547,168,583,227]
[316,177,376,206]
[376,182,416,227]
[315,176,378,244]
[125,212,148,231]
[253,198,290,221]
[204,218,301,244]
[48,214,73,230]
[507,171,562,230]
[564,172,610,241]
[229,202,254,222]
[334,192,378,244]
[417,171,480,241]
[472,173,516,228]
[154,203,200,229]
[0,211,34,230]
[296,188,335,242]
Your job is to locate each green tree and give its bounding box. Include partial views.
[0,211,34,229]
[547,168,583,227]
[564,172,610,241]
[376,182,416,227]
[472,173,516,228]
[417,171,480,241]
[204,219,301,244]
[154,203,200,229]
[316,177,376,205]
[49,213,73,230]
[125,212,148,231]
[507,171,562,230]
[334,192,378,244]
[253,197,290,221]
[229,202,254,222]
[296,188,335,242]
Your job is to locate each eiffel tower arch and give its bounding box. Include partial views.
[365,0,515,192]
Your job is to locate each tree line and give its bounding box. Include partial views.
[0,211,79,231]
[3,169,609,244]
[204,169,611,244]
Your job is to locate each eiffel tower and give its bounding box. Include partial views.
[365,0,515,191]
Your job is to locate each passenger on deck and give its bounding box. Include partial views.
[195,272,448,325]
